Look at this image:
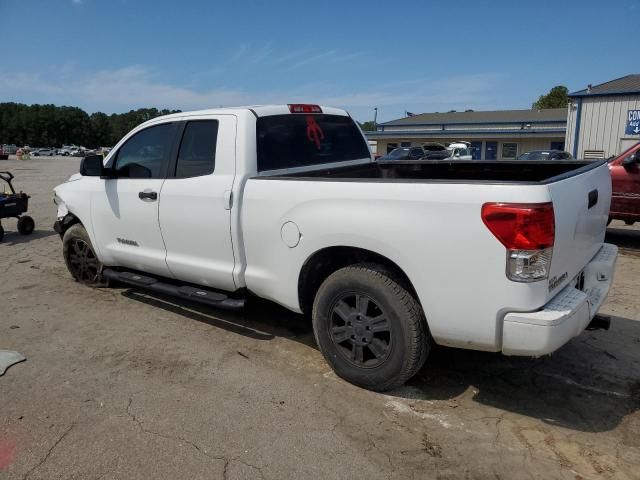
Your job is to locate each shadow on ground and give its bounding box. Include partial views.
[401,314,640,434]
[0,229,57,245]
[120,288,640,435]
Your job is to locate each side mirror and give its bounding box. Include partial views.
[79,155,105,177]
[622,152,640,166]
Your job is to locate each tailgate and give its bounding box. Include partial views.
[546,162,611,298]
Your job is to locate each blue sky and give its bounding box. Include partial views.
[1,0,638,121]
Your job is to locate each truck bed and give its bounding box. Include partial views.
[260,160,604,184]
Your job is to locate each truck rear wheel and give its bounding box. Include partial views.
[312,264,430,391]
[62,224,104,286]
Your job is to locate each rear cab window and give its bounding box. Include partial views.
[174,120,219,178]
[256,114,370,172]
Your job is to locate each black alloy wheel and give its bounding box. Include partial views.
[67,238,100,283]
[329,293,392,368]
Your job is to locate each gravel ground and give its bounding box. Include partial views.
[1,155,639,480]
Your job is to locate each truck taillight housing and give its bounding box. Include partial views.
[481,202,555,282]
[288,104,322,113]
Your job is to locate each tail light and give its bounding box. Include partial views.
[481,202,555,282]
[288,104,322,113]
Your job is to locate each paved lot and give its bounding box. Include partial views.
[1,156,639,479]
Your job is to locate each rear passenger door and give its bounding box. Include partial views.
[159,116,237,291]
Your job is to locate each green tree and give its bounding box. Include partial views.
[0,103,182,148]
[533,86,569,109]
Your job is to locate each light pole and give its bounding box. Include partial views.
[373,107,378,129]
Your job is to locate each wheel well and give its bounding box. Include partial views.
[56,213,82,237]
[298,246,418,315]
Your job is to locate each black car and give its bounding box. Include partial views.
[421,143,451,160]
[517,150,573,161]
[378,147,425,161]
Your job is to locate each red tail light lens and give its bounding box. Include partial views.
[288,104,322,114]
[481,203,555,250]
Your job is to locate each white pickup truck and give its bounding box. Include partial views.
[53,104,617,391]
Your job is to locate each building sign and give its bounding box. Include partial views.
[626,110,640,135]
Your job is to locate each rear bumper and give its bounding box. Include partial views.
[501,243,618,356]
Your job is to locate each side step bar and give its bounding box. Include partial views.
[102,269,245,311]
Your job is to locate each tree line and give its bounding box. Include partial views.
[0,103,182,148]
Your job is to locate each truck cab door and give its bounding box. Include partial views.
[91,121,179,278]
[158,116,237,291]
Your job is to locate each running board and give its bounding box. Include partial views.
[102,269,245,311]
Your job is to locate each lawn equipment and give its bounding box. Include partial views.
[0,171,35,242]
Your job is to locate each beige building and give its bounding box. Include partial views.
[566,74,640,159]
[367,108,567,160]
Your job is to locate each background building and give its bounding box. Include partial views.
[367,109,566,159]
[566,74,640,159]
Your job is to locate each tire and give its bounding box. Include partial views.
[17,216,35,235]
[0,224,4,242]
[312,263,430,391]
[62,224,104,286]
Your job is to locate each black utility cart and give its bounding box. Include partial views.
[0,171,35,242]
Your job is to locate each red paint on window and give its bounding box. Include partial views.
[306,115,324,150]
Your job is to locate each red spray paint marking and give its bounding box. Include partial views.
[0,439,16,470]
[306,115,324,150]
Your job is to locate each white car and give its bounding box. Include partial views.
[52,104,617,391]
[447,141,473,160]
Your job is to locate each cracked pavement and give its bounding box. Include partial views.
[1,156,639,479]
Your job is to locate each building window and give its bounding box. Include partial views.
[501,143,518,159]
[485,141,497,160]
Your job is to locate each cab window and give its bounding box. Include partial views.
[113,123,175,178]
[175,120,219,178]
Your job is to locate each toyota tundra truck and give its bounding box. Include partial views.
[53,104,618,391]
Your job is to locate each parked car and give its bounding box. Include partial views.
[31,148,57,156]
[608,141,640,225]
[378,146,425,161]
[446,142,473,160]
[517,150,574,161]
[2,144,17,154]
[53,104,617,391]
[59,145,79,156]
[422,143,451,160]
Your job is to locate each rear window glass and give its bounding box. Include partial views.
[256,114,370,172]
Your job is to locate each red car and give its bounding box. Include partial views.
[608,141,640,225]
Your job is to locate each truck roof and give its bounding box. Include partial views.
[152,105,350,121]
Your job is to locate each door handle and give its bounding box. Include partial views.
[138,190,158,201]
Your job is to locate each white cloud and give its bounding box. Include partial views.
[0,65,507,121]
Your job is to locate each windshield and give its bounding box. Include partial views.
[387,148,410,159]
[518,151,550,160]
[256,114,370,172]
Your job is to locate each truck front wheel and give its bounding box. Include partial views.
[62,224,104,286]
[312,264,430,391]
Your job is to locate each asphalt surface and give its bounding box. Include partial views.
[1,156,639,479]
